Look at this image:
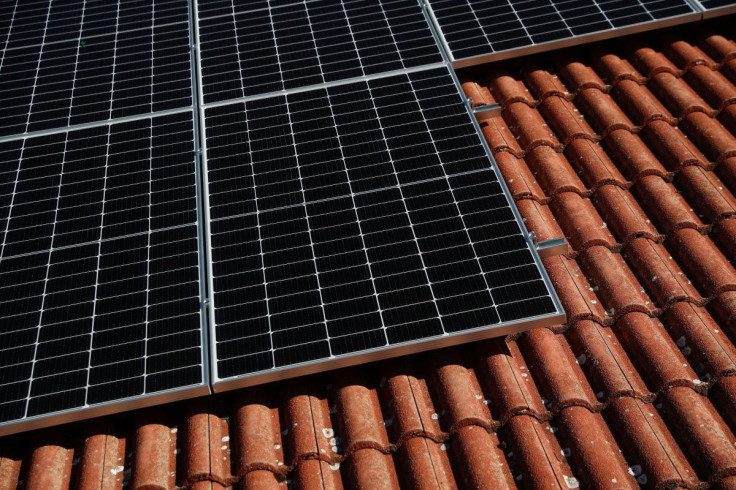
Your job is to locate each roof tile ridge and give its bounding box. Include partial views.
[656,376,710,396]
[645,64,684,79]
[487,145,527,159]
[559,231,666,259]
[516,194,552,205]
[340,440,395,457]
[544,185,595,201]
[712,213,736,227]
[446,415,498,435]
[552,174,655,198]
[529,122,720,177]
[498,96,538,113]
[515,139,561,157]
[559,292,727,330]
[181,473,239,489]
[480,407,553,431]
[715,148,736,165]
[559,131,601,147]
[534,89,576,105]
[677,104,719,119]
[288,450,341,469]
[235,430,457,487]
[607,73,647,87]
[660,219,712,235]
[637,111,680,126]
[711,92,736,114]
[233,461,290,484]
[392,429,448,448]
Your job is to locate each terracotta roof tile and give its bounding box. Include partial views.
[3,20,736,490]
[131,411,177,490]
[448,425,513,489]
[474,339,548,422]
[499,414,571,488]
[519,328,601,411]
[603,396,700,488]
[566,320,652,400]
[427,351,493,432]
[555,406,636,488]
[77,423,126,490]
[394,437,455,489]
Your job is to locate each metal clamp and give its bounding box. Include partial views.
[531,233,569,258]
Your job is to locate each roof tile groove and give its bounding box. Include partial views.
[3,21,736,490]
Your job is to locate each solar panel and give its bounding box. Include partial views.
[203,67,563,389]
[0,0,192,138]
[427,0,700,66]
[197,0,445,104]
[697,0,736,18]
[0,111,207,433]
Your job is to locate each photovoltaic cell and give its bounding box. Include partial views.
[203,68,561,384]
[428,0,698,62]
[0,0,192,138]
[0,112,204,428]
[197,0,444,104]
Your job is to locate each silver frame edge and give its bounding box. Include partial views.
[0,384,210,437]
[212,311,565,393]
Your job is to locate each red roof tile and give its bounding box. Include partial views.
[2,21,736,490]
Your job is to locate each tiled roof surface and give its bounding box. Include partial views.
[2,21,736,490]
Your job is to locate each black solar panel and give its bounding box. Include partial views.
[699,0,736,16]
[0,1,192,138]
[197,0,444,104]
[204,68,560,384]
[429,0,698,63]
[0,112,205,427]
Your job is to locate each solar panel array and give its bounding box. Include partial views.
[204,68,558,384]
[24,0,736,431]
[0,0,208,434]
[427,0,700,64]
